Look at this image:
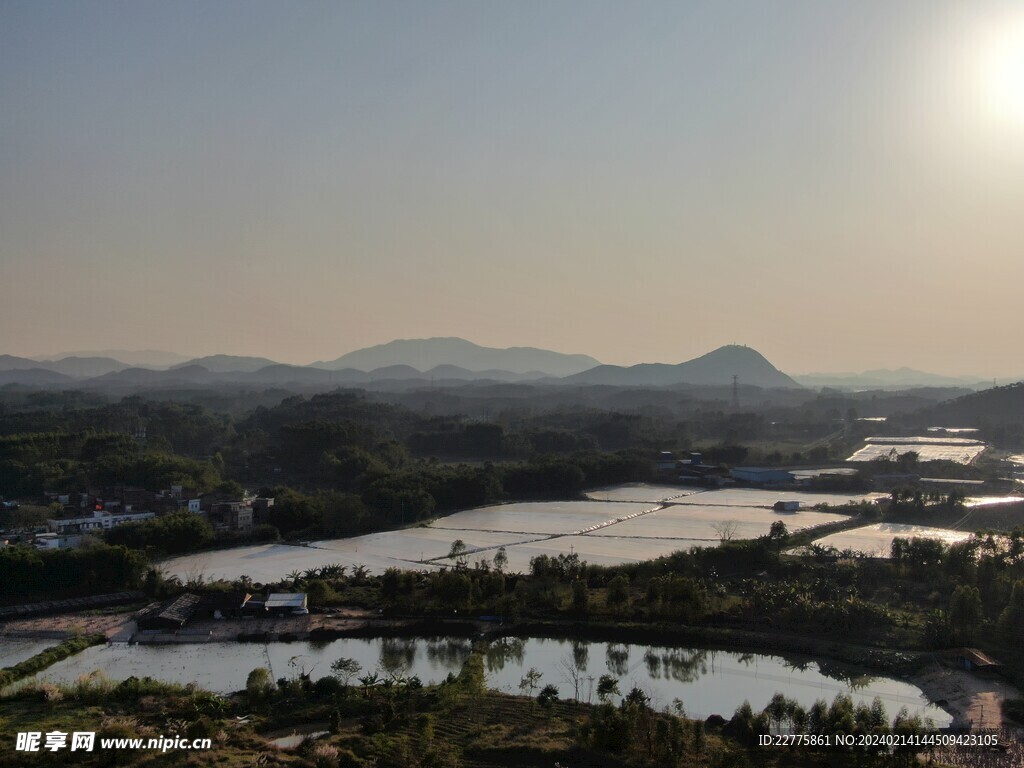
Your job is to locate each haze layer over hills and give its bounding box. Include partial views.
[0,339,799,389]
[311,337,600,377]
[0,338,1016,392]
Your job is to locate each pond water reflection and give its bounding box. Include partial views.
[28,636,949,725]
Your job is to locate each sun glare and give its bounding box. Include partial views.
[983,13,1024,124]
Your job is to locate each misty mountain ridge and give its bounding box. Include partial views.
[0,355,130,378]
[71,362,547,389]
[0,343,802,389]
[4,340,1008,392]
[311,337,600,376]
[31,350,194,368]
[559,345,800,389]
[170,355,281,373]
[795,367,1006,390]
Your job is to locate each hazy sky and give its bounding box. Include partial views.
[2,1,1023,375]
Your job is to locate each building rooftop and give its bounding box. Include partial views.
[950,648,1001,667]
[265,593,307,610]
[137,593,201,627]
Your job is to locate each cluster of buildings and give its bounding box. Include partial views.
[2,486,275,550]
[654,452,857,488]
[135,591,308,636]
[655,452,731,485]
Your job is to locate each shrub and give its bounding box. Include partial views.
[538,684,559,708]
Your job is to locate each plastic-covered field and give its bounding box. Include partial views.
[848,437,987,465]
[480,535,710,573]
[810,523,973,558]
[965,496,1024,508]
[310,528,542,563]
[665,488,883,508]
[584,484,701,503]
[164,541,444,584]
[163,486,872,582]
[586,505,849,540]
[429,501,654,535]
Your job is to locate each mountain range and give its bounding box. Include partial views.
[311,337,599,377]
[794,368,1009,390]
[28,350,194,368]
[0,338,1016,392]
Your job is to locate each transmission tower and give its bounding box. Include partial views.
[732,374,740,409]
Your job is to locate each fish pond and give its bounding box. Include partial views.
[25,636,949,726]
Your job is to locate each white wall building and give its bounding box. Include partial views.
[48,509,155,535]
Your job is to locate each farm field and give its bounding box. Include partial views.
[809,523,974,558]
[163,486,876,583]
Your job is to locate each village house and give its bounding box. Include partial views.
[47,509,155,535]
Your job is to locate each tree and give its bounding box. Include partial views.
[572,579,589,616]
[713,520,738,543]
[538,684,559,708]
[492,546,508,573]
[448,539,468,570]
[519,668,542,697]
[330,657,361,687]
[456,653,486,699]
[596,674,620,703]
[949,585,984,644]
[246,667,274,709]
[767,520,789,548]
[559,652,583,702]
[320,492,370,537]
[606,574,630,613]
[306,579,334,607]
[998,580,1024,639]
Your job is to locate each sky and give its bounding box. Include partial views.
[2,1,1023,376]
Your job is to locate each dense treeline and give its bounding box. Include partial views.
[106,512,219,554]
[0,433,225,496]
[255,449,653,540]
[0,543,147,598]
[0,392,658,498]
[4,384,1015,507]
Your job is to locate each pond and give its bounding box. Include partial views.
[25,636,949,726]
[0,638,58,668]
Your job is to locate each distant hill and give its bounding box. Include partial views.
[796,368,993,390]
[244,365,363,385]
[424,364,545,382]
[920,382,1024,427]
[312,337,600,377]
[32,350,192,368]
[39,356,131,378]
[0,368,74,386]
[559,345,800,388]
[172,355,281,373]
[0,355,130,378]
[0,354,46,371]
[84,365,216,387]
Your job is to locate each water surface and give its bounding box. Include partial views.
[26,637,949,725]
